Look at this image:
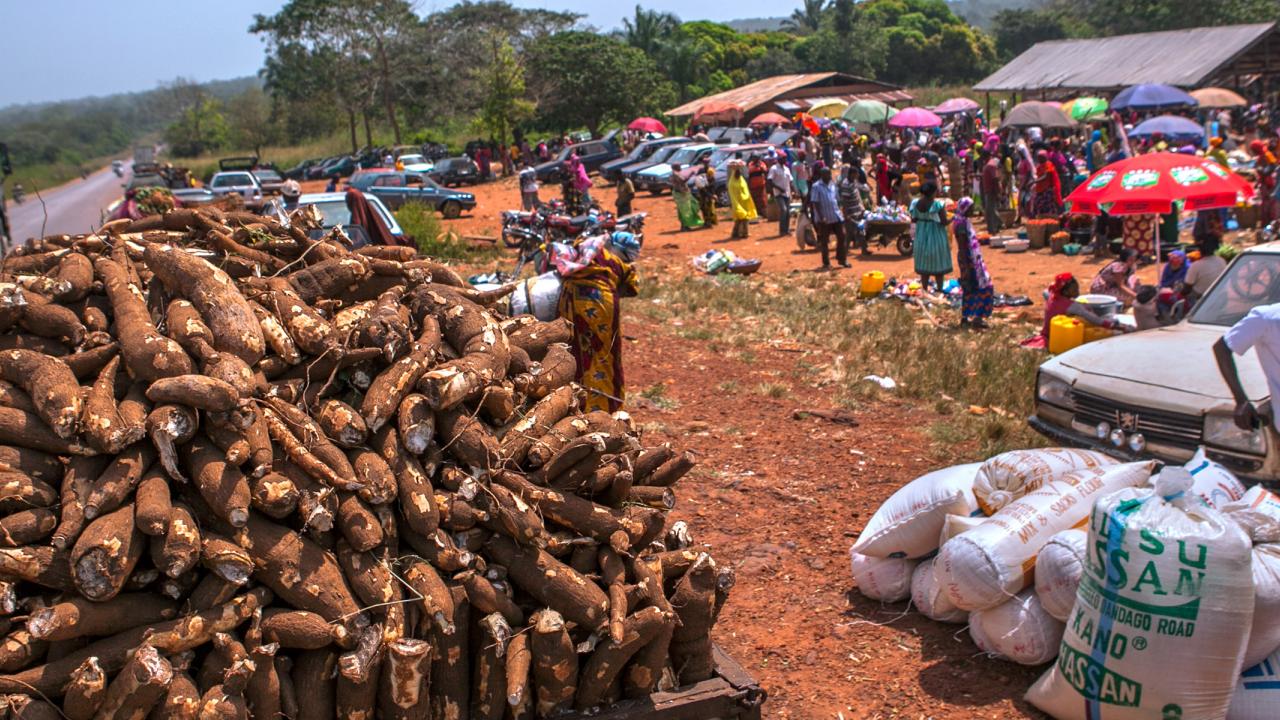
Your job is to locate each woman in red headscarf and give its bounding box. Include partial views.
[1030,150,1062,218]
[1021,272,1115,348]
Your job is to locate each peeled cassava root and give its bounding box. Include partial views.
[0,206,721,712]
[0,206,718,717]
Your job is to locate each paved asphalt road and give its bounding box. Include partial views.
[6,165,126,243]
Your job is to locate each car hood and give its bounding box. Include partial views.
[1053,322,1269,402]
[404,163,433,172]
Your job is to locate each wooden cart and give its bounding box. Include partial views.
[562,646,766,720]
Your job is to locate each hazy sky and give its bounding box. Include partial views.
[0,0,786,107]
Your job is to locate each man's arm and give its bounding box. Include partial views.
[1214,336,1260,429]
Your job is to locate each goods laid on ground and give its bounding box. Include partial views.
[850,463,981,560]
[1027,469,1254,720]
[1032,529,1087,622]
[0,204,744,719]
[851,447,1280,718]
[849,551,915,603]
[969,589,1064,666]
[936,462,1153,611]
[910,558,965,623]
[972,447,1116,515]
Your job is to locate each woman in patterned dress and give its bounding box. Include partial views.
[554,233,640,412]
[953,197,994,329]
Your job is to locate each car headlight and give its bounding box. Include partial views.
[1204,414,1267,455]
[1036,373,1074,410]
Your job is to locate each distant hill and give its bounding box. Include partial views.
[726,17,787,33]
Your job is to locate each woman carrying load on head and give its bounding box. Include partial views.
[555,232,641,413]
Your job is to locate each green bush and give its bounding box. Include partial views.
[395,201,498,262]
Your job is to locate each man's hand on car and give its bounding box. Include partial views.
[1235,400,1262,430]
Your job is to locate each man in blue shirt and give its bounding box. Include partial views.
[808,167,847,270]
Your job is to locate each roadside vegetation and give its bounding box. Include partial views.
[395,201,500,263]
[637,272,1046,461]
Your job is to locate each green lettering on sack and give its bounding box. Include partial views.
[1058,645,1143,708]
[1080,574,1200,620]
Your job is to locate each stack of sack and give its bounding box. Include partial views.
[847,445,1280,719]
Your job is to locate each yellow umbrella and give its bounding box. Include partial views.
[807,98,849,119]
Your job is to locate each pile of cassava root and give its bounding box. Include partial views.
[0,204,729,719]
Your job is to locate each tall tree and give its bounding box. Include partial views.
[621,5,680,55]
[225,87,277,157]
[782,0,828,35]
[251,0,418,148]
[991,8,1068,60]
[476,31,534,146]
[528,31,675,135]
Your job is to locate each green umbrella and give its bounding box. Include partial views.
[1063,97,1108,121]
[843,100,898,125]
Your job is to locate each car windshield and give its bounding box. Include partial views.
[645,145,683,163]
[400,155,426,164]
[1189,252,1280,326]
[304,197,395,232]
[212,173,253,188]
[708,148,737,166]
[668,146,705,165]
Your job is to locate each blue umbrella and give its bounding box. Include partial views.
[1129,115,1205,141]
[1112,83,1198,111]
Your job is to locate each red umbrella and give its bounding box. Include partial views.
[887,107,942,129]
[628,117,667,134]
[1066,153,1253,215]
[749,112,789,126]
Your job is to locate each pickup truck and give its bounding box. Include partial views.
[1031,242,1280,482]
[346,171,476,218]
[207,171,264,208]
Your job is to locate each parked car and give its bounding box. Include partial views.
[1030,242,1280,482]
[306,155,358,180]
[619,143,690,186]
[347,171,476,218]
[633,143,717,193]
[208,171,264,208]
[252,168,285,195]
[294,192,406,247]
[283,158,320,180]
[599,137,689,183]
[533,131,622,182]
[397,153,434,173]
[708,127,754,145]
[430,157,481,187]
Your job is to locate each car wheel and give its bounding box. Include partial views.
[441,201,462,219]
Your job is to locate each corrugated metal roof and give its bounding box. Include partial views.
[974,22,1277,92]
[667,73,840,117]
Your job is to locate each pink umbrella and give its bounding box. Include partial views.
[933,97,979,115]
[628,117,667,134]
[888,107,942,129]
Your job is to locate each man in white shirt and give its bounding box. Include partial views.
[1215,303,1280,430]
[766,159,793,237]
